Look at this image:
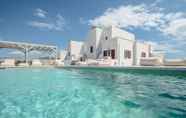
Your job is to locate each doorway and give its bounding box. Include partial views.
[111,49,115,59]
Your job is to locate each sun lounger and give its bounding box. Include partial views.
[1,59,15,67]
[32,59,42,66]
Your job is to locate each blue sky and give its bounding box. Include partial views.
[0,0,186,59]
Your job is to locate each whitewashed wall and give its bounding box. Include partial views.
[111,26,135,41]
[100,26,135,66]
[98,27,117,59]
[65,26,154,66]
[83,27,103,59]
[95,26,136,66]
[68,40,84,60]
[117,38,134,66]
[59,50,67,61]
[135,42,151,65]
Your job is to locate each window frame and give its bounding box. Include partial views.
[103,50,107,57]
[90,46,93,53]
[124,50,131,59]
[141,52,146,57]
[105,36,108,40]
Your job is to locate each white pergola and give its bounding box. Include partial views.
[0,40,58,62]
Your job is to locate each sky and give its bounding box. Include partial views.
[0,0,186,59]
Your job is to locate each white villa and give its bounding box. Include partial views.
[64,26,164,66]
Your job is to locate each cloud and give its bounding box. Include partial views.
[28,14,65,31]
[34,8,47,18]
[89,4,164,30]
[161,18,186,41]
[146,41,183,55]
[89,3,186,42]
[158,12,186,41]
[28,21,54,30]
[9,51,24,55]
[55,14,65,31]
[150,0,162,7]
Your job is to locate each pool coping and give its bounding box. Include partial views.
[57,65,186,71]
[1,65,186,71]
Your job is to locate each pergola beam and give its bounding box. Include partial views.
[0,40,58,62]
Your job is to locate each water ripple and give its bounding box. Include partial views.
[0,68,185,118]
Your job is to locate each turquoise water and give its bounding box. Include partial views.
[0,68,186,118]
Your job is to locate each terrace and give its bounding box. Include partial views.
[0,40,58,66]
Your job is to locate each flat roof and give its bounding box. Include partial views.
[0,40,57,51]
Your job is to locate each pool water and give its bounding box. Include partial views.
[0,68,185,118]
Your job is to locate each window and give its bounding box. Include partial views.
[105,36,108,40]
[90,46,93,53]
[103,50,107,56]
[124,50,131,59]
[141,52,146,57]
[103,50,111,57]
[68,52,70,56]
[80,57,83,61]
[103,49,115,59]
[111,49,115,59]
[108,50,111,56]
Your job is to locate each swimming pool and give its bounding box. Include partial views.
[0,67,185,118]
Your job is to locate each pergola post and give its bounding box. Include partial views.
[0,41,57,63]
[55,47,58,60]
[24,48,28,63]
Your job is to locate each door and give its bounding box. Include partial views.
[111,49,115,59]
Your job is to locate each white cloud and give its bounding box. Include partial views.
[89,3,186,42]
[28,14,65,31]
[9,51,24,55]
[34,8,47,18]
[28,21,54,30]
[146,41,183,54]
[164,12,185,21]
[89,4,163,30]
[161,18,186,41]
[55,14,65,31]
[151,0,162,7]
